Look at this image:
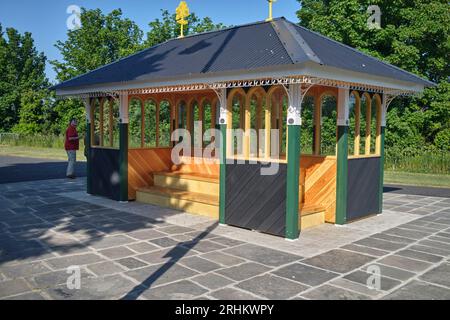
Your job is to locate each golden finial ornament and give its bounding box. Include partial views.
[266,0,277,22]
[176,1,190,38]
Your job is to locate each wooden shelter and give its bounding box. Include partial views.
[52,18,433,239]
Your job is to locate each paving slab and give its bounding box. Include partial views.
[272,263,339,287]
[301,284,371,300]
[216,263,271,282]
[224,244,302,267]
[210,288,260,300]
[383,280,450,300]
[236,274,308,300]
[179,256,222,273]
[141,280,207,300]
[191,273,235,290]
[419,263,450,288]
[377,255,433,273]
[125,263,199,288]
[0,279,32,298]
[301,249,375,274]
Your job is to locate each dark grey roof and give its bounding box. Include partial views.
[52,17,433,91]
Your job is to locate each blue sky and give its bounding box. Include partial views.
[0,0,301,82]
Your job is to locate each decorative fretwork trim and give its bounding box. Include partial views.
[55,76,419,100]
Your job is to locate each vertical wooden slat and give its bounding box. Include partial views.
[265,95,271,159]
[354,97,361,156]
[314,95,321,155]
[141,100,145,148]
[375,97,382,155]
[244,98,251,158]
[365,95,372,155]
[156,101,160,147]
[109,99,114,147]
[99,99,104,147]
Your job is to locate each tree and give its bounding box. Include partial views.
[51,8,143,83]
[296,0,450,150]
[145,10,226,48]
[0,24,48,131]
[12,90,55,134]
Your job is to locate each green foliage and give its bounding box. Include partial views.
[12,90,55,134]
[145,10,226,48]
[0,24,48,131]
[297,0,450,154]
[51,8,143,82]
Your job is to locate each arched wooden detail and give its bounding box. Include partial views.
[246,86,266,157]
[350,91,361,156]
[143,98,158,147]
[128,97,144,148]
[318,92,338,155]
[267,86,286,158]
[158,99,172,147]
[227,88,246,157]
[199,97,214,147]
[361,92,372,155]
[373,94,382,155]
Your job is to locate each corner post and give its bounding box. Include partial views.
[119,93,129,202]
[83,97,92,195]
[335,88,350,225]
[217,89,227,225]
[378,95,387,213]
[285,84,301,240]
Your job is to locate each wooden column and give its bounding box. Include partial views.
[313,94,321,155]
[285,84,301,240]
[375,97,382,154]
[119,93,129,202]
[335,88,350,225]
[109,99,114,147]
[99,99,104,147]
[244,97,251,158]
[156,101,160,147]
[378,95,388,214]
[265,95,271,159]
[365,95,372,155]
[218,89,227,225]
[354,96,361,156]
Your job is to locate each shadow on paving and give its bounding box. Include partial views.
[121,223,218,300]
[0,177,220,300]
[0,156,86,184]
[384,184,450,198]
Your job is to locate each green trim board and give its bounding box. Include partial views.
[86,120,92,195]
[285,125,301,239]
[378,126,385,213]
[335,125,348,225]
[219,124,226,224]
[119,123,129,202]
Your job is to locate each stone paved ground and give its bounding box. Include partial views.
[0,178,449,300]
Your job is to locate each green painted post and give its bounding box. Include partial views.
[119,123,128,202]
[85,120,92,195]
[219,124,227,224]
[378,126,386,213]
[285,124,301,239]
[335,125,348,225]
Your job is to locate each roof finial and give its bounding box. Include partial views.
[176,1,190,38]
[266,0,277,22]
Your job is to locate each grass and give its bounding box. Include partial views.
[384,171,450,188]
[0,145,87,162]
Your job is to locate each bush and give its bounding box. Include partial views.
[385,145,450,174]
